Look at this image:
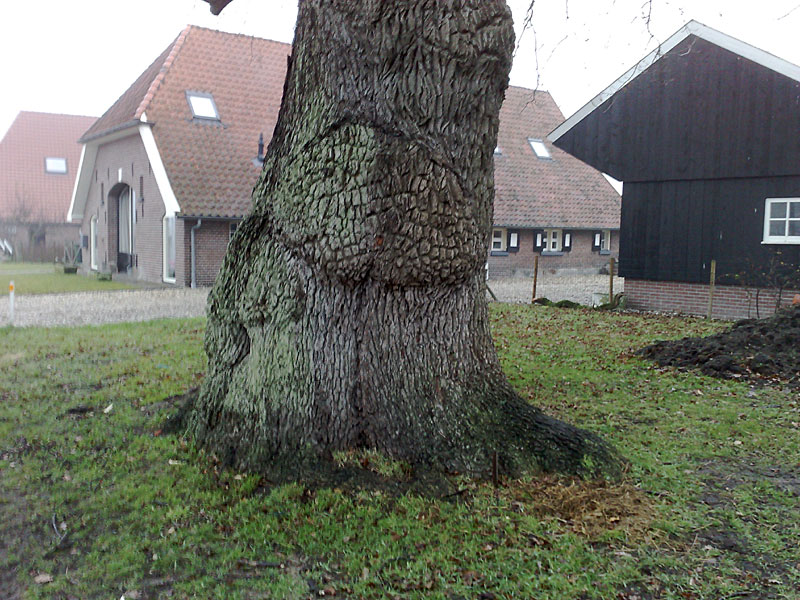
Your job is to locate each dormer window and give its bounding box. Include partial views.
[494,146,502,155]
[528,138,551,160]
[186,92,220,120]
[45,157,67,174]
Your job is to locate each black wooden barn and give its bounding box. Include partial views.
[549,21,800,318]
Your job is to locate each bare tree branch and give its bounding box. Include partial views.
[202,0,233,15]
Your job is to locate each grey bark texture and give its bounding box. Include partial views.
[189,0,622,479]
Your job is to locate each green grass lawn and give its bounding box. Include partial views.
[0,307,798,599]
[0,262,135,295]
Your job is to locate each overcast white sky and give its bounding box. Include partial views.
[1,0,799,140]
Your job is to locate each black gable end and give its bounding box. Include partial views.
[553,35,800,183]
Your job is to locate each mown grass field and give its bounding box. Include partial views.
[0,262,134,295]
[0,306,798,599]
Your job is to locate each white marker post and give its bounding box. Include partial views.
[8,280,14,326]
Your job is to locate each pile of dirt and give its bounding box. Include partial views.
[638,305,800,386]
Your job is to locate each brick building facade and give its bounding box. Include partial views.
[488,88,621,278]
[0,112,96,262]
[69,26,284,287]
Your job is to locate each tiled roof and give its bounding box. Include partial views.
[82,29,616,225]
[493,87,620,229]
[0,112,97,223]
[82,25,289,218]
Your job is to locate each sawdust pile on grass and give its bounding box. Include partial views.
[508,476,657,539]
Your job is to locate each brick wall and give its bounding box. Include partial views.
[180,219,235,287]
[488,229,619,278]
[78,133,168,283]
[625,279,800,320]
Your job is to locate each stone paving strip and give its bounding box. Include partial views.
[0,288,209,328]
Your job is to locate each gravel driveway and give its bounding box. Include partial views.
[0,288,209,328]
[489,274,625,305]
[0,274,622,328]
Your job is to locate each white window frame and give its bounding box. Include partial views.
[163,215,176,283]
[90,215,98,271]
[601,229,611,251]
[543,228,562,252]
[45,157,67,174]
[508,231,518,249]
[118,187,135,254]
[528,138,552,160]
[491,228,507,252]
[763,198,800,244]
[186,91,220,120]
[594,229,612,252]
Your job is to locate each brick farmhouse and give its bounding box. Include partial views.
[69,26,286,286]
[70,26,619,287]
[0,112,96,261]
[490,87,620,278]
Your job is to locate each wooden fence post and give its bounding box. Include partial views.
[609,257,615,303]
[531,255,539,303]
[707,259,717,319]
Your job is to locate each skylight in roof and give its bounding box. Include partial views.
[186,92,220,120]
[528,138,551,160]
[45,157,67,174]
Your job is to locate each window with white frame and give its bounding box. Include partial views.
[118,186,135,254]
[491,228,506,251]
[163,215,176,282]
[594,229,611,252]
[187,92,220,120]
[543,228,562,252]
[528,138,552,160]
[90,215,98,270]
[764,198,800,244]
[45,157,67,174]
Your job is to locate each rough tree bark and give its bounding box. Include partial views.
[188,0,622,480]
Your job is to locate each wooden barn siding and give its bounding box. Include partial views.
[556,37,800,183]
[619,176,800,283]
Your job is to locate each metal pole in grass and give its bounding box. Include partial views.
[609,257,615,304]
[531,254,539,303]
[8,280,14,326]
[707,259,717,319]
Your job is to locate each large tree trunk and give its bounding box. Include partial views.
[189,0,622,479]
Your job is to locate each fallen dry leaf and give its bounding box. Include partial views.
[34,573,53,584]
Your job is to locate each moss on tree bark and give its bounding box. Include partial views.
[188,0,624,481]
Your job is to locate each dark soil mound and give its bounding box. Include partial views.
[638,306,800,386]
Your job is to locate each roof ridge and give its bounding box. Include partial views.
[16,110,97,119]
[181,23,291,47]
[506,84,551,95]
[135,25,192,120]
